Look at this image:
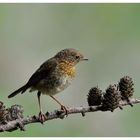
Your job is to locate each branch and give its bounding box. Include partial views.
[0,76,137,132]
[0,98,139,132]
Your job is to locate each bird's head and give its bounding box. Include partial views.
[54,48,88,66]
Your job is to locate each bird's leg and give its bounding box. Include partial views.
[37,91,47,123]
[49,95,68,116]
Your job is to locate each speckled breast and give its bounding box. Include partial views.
[35,73,73,95]
[30,61,76,95]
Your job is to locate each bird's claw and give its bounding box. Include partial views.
[61,105,69,116]
[38,112,47,124]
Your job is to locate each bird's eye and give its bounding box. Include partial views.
[75,55,80,59]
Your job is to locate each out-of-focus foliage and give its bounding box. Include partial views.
[0,4,140,136]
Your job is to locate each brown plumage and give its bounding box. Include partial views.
[8,48,88,123]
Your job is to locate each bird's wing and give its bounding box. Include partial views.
[26,58,57,88]
[8,58,57,98]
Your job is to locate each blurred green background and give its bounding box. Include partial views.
[0,3,140,137]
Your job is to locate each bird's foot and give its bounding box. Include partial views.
[38,111,47,124]
[61,105,69,116]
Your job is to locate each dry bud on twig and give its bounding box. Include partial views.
[101,85,122,112]
[87,87,103,106]
[119,76,134,107]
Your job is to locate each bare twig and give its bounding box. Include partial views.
[0,98,139,132]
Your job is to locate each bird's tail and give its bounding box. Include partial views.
[8,84,29,98]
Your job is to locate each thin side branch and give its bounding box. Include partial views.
[0,98,140,132]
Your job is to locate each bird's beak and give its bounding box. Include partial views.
[82,57,88,61]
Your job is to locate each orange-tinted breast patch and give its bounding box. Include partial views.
[58,60,75,78]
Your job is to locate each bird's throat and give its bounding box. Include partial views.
[58,60,76,78]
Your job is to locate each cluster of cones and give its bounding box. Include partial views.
[87,76,134,112]
[0,102,23,125]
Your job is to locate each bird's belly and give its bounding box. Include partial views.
[32,75,73,95]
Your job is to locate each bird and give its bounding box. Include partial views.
[8,48,88,123]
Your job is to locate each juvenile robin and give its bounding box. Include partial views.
[8,48,88,123]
